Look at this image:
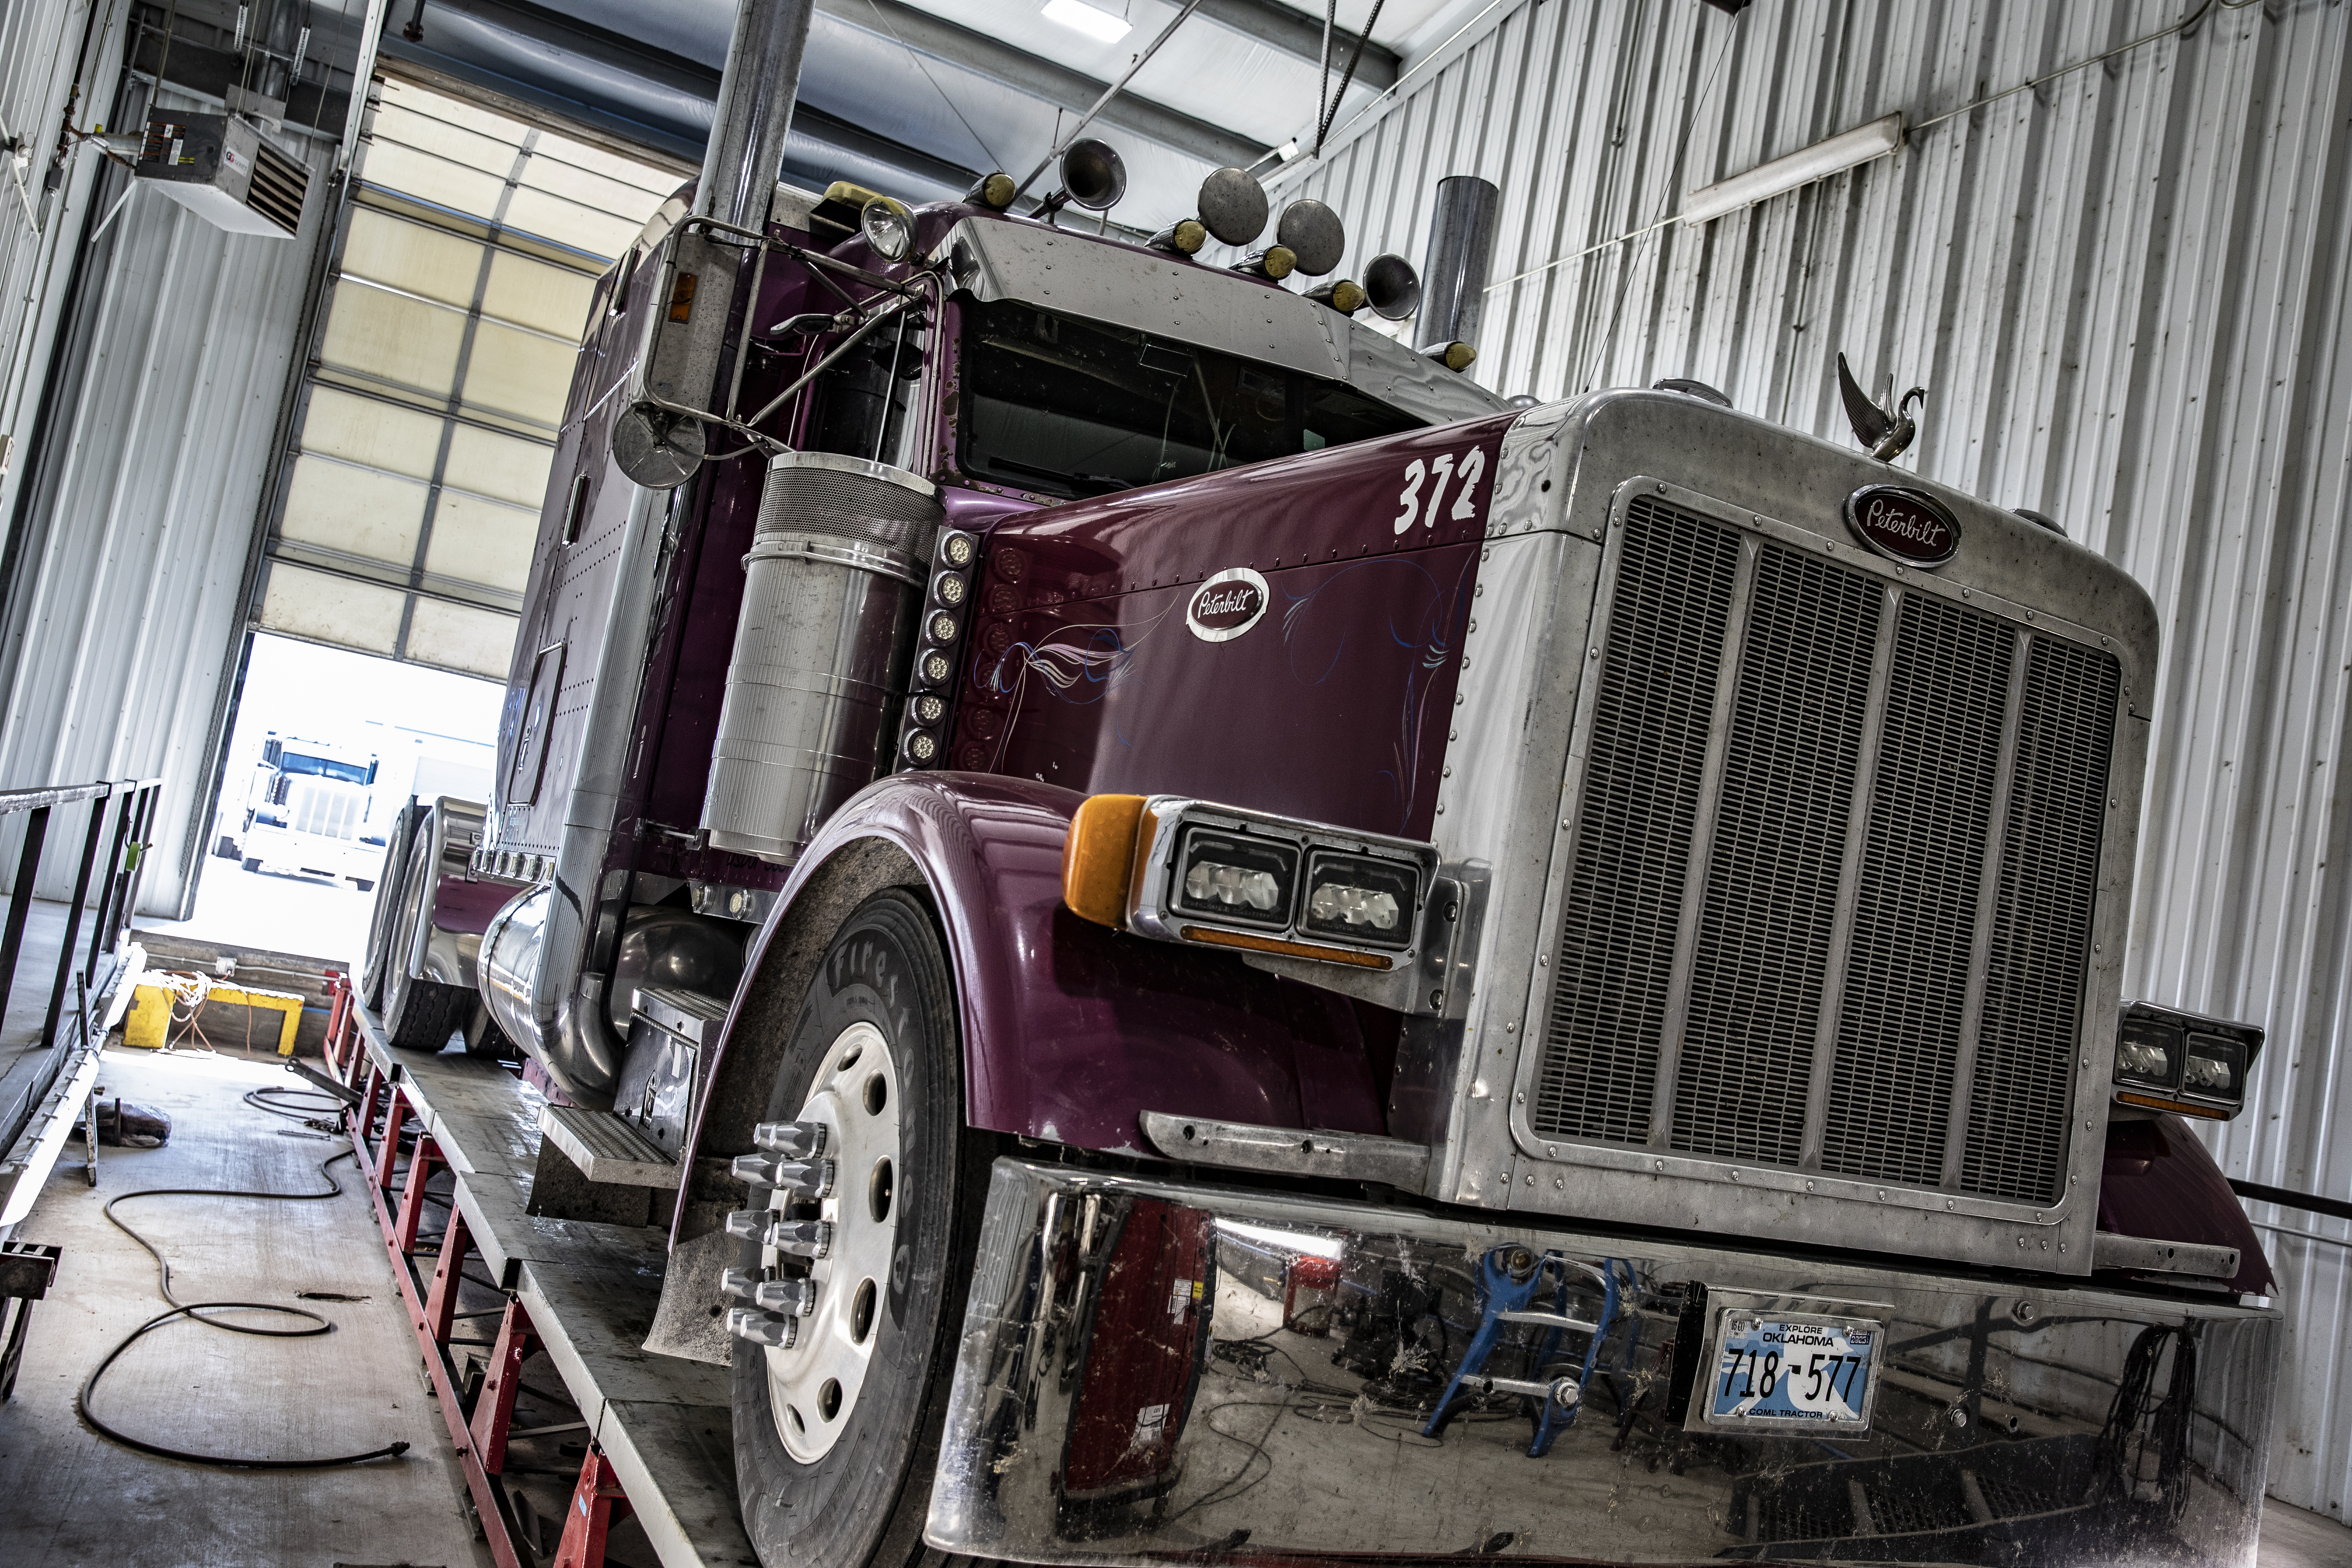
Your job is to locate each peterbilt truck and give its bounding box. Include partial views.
[218,730,387,889]
[362,68,2284,1568]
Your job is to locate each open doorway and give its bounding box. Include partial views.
[145,633,502,964]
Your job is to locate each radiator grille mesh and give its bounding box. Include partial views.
[1819,596,2012,1188]
[1531,496,2118,1210]
[1671,546,1882,1164]
[1962,639,2119,1200]
[1532,499,1739,1145]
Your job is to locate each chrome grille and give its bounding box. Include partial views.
[1819,596,2011,1188]
[1532,498,2117,1206]
[1963,638,2120,1199]
[1671,546,1882,1165]
[1533,502,1739,1145]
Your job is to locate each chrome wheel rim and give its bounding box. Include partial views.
[764,1020,901,1462]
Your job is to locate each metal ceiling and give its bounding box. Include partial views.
[376,0,1416,223]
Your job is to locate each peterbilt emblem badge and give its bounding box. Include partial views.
[1846,486,1959,567]
[1187,568,1270,642]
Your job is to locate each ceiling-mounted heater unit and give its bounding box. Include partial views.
[136,113,307,237]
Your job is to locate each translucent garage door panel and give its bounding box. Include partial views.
[424,491,538,592]
[279,455,429,564]
[405,598,521,680]
[299,387,444,479]
[443,425,554,508]
[261,78,675,669]
[318,283,466,398]
[339,206,483,302]
[483,251,596,340]
[259,563,408,654]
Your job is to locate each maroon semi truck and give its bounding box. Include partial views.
[361,109,2285,1568]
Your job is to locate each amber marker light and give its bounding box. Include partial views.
[2115,1090,2230,1121]
[1062,794,1148,926]
[1177,927,1393,969]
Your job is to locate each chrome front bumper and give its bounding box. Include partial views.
[928,1159,2281,1567]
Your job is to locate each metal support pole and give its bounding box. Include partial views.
[0,805,52,1028]
[114,784,160,944]
[550,1448,633,1568]
[374,1086,410,1190]
[469,1297,542,1476]
[423,1201,471,1342]
[41,788,113,1050]
[85,788,135,983]
[698,0,816,231]
[395,1136,443,1254]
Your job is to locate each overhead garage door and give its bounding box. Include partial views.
[257,78,679,678]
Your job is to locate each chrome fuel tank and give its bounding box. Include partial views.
[702,451,943,863]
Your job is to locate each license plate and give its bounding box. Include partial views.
[1700,1309,1883,1433]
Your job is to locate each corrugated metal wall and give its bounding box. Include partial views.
[0,0,124,553]
[1267,0,2350,1518]
[0,89,335,917]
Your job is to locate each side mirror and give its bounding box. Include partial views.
[615,224,741,489]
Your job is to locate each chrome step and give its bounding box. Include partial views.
[539,1103,683,1189]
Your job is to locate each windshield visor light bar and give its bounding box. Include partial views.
[2112,1001,2263,1121]
[1060,793,1436,971]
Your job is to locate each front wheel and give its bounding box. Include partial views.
[732,888,989,1568]
[240,856,262,873]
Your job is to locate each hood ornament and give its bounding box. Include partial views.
[1835,352,1925,462]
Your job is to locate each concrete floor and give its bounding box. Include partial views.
[0,1045,493,1568]
[2265,1500,2352,1568]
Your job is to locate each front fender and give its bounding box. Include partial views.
[694,771,1387,1164]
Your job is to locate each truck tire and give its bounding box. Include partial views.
[241,856,262,873]
[354,878,375,894]
[214,835,238,860]
[384,959,470,1052]
[731,889,994,1568]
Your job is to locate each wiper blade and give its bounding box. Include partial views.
[990,456,1133,496]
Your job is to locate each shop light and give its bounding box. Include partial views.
[1681,113,1904,227]
[1042,0,1131,43]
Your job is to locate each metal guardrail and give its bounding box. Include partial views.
[0,778,163,1066]
[2231,1178,2352,1252]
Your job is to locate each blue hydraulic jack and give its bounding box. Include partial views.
[1422,1248,1638,1457]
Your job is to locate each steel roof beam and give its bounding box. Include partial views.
[1188,0,1396,93]
[818,0,1269,170]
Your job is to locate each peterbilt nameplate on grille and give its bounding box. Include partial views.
[1846,484,1959,566]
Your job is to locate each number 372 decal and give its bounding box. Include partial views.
[1393,447,1488,535]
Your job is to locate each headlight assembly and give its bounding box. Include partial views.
[1060,793,1438,980]
[2113,1002,2262,1121]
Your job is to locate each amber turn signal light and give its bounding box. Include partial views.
[1063,794,1148,926]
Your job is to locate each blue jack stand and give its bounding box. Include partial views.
[1422,1248,1637,1456]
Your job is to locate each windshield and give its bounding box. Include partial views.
[281,753,371,785]
[959,298,1421,499]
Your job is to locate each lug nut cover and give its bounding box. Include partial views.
[727,1307,799,1348]
[753,1119,828,1158]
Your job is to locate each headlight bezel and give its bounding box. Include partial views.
[1114,797,1438,974]
[2112,1000,2263,1121]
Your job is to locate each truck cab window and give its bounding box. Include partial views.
[959,299,1418,499]
[806,313,920,469]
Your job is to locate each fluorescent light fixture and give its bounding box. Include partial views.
[1214,1218,1346,1261]
[1681,112,1904,227]
[1042,0,1132,43]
